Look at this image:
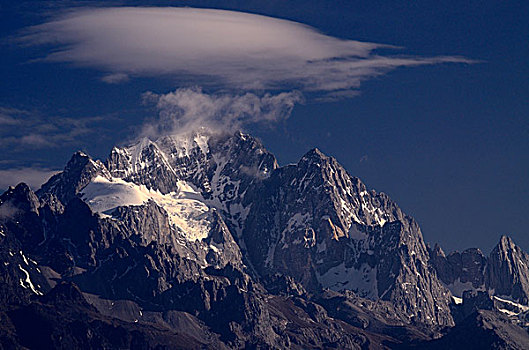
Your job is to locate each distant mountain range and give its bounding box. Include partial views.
[1,130,528,349]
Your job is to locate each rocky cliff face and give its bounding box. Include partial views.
[105,134,454,326]
[2,130,529,348]
[37,151,111,204]
[430,235,529,305]
[242,148,453,325]
[106,131,277,234]
[429,244,487,293]
[487,236,529,304]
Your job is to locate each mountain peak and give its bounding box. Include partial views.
[487,235,529,304]
[0,182,40,215]
[38,151,110,204]
[491,235,525,261]
[298,148,331,169]
[497,235,515,250]
[73,150,89,157]
[67,151,91,167]
[432,243,446,258]
[302,148,326,160]
[13,182,32,194]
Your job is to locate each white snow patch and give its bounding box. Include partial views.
[281,213,311,239]
[156,183,213,241]
[209,244,219,253]
[19,251,30,266]
[18,264,43,295]
[81,176,213,241]
[494,296,529,312]
[499,309,519,316]
[317,263,378,299]
[446,278,479,297]
[348,225,368,240]
[452,296,463,304]
[81,176,151,212]
[194,133,209,155]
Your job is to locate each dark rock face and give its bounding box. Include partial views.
[486,235,529,305]
[452,290,496,323]
[313,289,436,343]
[0,183,45,251]
[242,148,453,326]
[429,245,487,290]
[0,221,48,308]
[416,309,529,350]
[0,184,51,308]
[431,236,529,305]
[7,282,222,350]
[38,151,111,204]
[0,185,382,348]
[2,130,529,348]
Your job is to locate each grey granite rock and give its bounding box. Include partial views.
[431,236,529,305]
[486,235,529,304]
[38,151,111,205]
[242,147,453,326]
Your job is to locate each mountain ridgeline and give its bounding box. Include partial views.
[1,131,529,349]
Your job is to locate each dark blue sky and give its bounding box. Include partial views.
[1,1,528,253]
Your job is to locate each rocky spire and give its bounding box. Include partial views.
[486,235,529,304]
[37,151,111,204]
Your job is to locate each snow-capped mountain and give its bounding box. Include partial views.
[73,131,453,325]
[1,130,529,349]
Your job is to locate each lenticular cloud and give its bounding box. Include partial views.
[20,7,472,95]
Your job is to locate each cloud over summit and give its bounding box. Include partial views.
[141,88,302,137]
[21,7,473,95]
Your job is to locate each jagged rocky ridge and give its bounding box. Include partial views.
[430,236,529,305]
[1,130,529,349]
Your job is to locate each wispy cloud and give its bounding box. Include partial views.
[0,105,122,190]
[0,106,113,149]
[0,107,28,126]
[141,87,302,137]
[101,72,129,84]
[0,167,59,191]
[0,202,20,220]
[19,7,474,96]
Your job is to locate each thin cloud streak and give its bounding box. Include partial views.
[0,167,59,191]
[0,106,119,150]
[101,73,130,84]
[19,7,475,96]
